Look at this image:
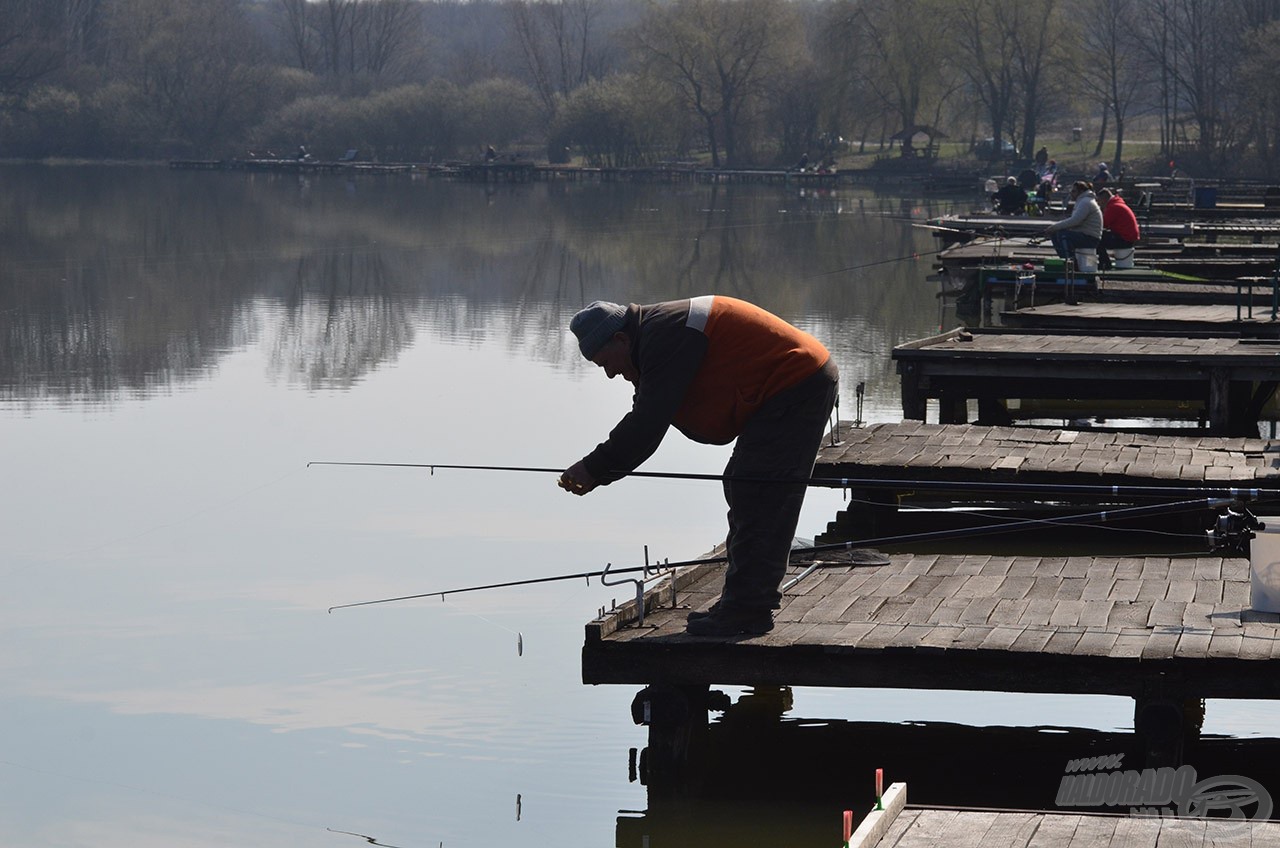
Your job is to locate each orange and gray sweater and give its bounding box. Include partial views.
[581,295,830,484]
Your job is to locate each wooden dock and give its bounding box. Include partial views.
[815,421,1280,489]
[1000,302,1280,337]
[893,328,1280,433]
[936,238,1279,281]
[849,785,1280,848]
[929,215,1280,248]
[870,808,1280,847]
[581,549,1280,698]
[581,539,1280,781]
[954,265,1280,310]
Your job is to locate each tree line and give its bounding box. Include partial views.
[3,0,1280,176]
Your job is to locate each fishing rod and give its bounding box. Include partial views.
[307,461,1273,502]
[810,246,949,278]
[327,496,1240,612]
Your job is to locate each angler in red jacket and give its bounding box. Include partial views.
[1098,188,1140,270]
[560,296,838,636]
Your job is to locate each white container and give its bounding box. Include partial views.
[1074,250,1098,273]
[1113,246,1135,269]
[1250,525,1280,613]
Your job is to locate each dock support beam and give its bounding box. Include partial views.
[631,683,711,794]
[1134,695,1204,768]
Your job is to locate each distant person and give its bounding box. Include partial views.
[994,176,1027,216]
[794,152,810,172]
[1093,162,1112,188]
[1096,188,1140,270]
[1017,167,1040,192]
[1034,146,1049,170]
[1041,181,1102,260]
[295,145,309,161]
[559,296,838,637]
[484,145,497,162]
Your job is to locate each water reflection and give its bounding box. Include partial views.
[0,165,951,404]
[622,686,1280,847]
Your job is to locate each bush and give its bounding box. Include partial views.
[462,78,543,153]
[364,82,465,161]
[550,74,686,167]
[251,95,369,160]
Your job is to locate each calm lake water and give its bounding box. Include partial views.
[1,165,1276,846]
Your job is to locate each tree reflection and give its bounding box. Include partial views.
[0,166,954,405]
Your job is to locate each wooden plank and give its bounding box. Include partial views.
[1044,627,1085,655]
[1206,631,1243,659]
[1141,628,1182,660]
[1111,628,1153,658]
[755,621,818,648]
[1239,624,1275,660]
[1155,816,1206,848]
[875,809,921,848]
[1243,821,1280,848]
[1009,626,1056,653]
[1024,813,1081,846]
[951,625,997,650]
[847,782,908,848]
[856,623,909,650]
[1106,815,1161,848]
[893,808,961,847]
[1064,814,1118,847]
[1073,629,1121,656]
[1174,628,1213,659]
[974,812,1040,848]
[831,621,878,650]
[937,811,999,848]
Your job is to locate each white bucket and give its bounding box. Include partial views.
[1074,250,1098,273]
[1249,525,1280,613]
[1113,246,1135,269]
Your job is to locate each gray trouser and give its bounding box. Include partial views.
[719,358,839,611]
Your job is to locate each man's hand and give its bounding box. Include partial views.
[558,460,598,496]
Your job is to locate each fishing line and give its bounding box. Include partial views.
[437,596,525,656]
[328,497,1234,611]
[326,828,409,847]
[807,245,948,278]
[847,494,1240,544]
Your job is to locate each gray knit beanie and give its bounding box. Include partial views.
[570,301,627,359]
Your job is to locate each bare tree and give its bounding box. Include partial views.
[829,0,953,134]
[1138,0,1254,166]
[0,0,64,103]
[1238,20,1280,173]
[63,0,106,65]
[105,0,272,152]
[276,0,318,72]
[353,0,420,80]
[1008,0,1064,160]
[508,0,605,115]
[1075,0,1152,169]
[951,0,1019,155]
[631,0,801,167]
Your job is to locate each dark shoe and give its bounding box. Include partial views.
[686,601,722,623]
[685,607,774,637]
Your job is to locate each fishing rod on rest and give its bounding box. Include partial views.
[327,495,1245,612]
[307,460,1273,502]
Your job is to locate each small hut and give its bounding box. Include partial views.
[889,125,946,159]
